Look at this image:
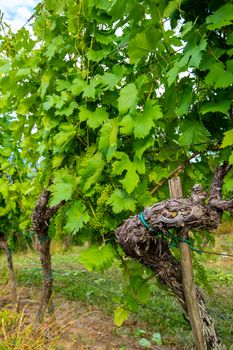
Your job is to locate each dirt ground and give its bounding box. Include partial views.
[0,286,175,350]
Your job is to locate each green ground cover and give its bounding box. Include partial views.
[0,233,232,349]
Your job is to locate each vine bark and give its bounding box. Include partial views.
[116,164,232,350]
[31,189,64,322]
[0,232,19,311]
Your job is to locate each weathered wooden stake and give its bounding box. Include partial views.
[169,177,206,350]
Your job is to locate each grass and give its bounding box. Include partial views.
[0,229,233,349]
[0,308,63,350]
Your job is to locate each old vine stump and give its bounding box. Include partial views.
[116,164,232,350]
[31,189,64,322]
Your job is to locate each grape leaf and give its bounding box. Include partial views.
[178,120,210,147]
[86,48,111,62]
[44,35,64,61]
[79,244,116,271]
[39,71,52,99]
[130,275,151,304]
[114,307,129,326]
[163,0,179,18]
[112,153,139,193]
[176,85,192,116]
[134,136,154,160]
[205,62,233,89]
[128,29,162,64]
[118,83,137,115]
[16,68,31,77]
[98,118,119,161]
[119,114,134,135]
[71,77,88,96]
[120,164,139,194]
[206,4,233,30]
[53,123,76,153]
[65,200,90,234]
[79,152,105,192]
[134,100,162,139]
[79,106,108,129]
[229,152,233,165]
[221,129,233,148]
[83,77,100,99]
[56,79,71,91]
[107,189,136,213]
[49,181,74,205]
[0,60,10,74]
[200,100,231,115]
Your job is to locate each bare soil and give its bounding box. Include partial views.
[0,286,175,350]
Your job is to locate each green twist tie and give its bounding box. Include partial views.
[169,236,202,254]
[43,274,53,282]
[139,212,163,237]
[38,235,50,244]
[139,211,202,254]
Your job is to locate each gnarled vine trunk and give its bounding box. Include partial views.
[0,233,19,311]
[116,164,232,350]
[31,189,64,322]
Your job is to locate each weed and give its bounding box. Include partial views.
[0,308,61,350]
[0,240,232,349]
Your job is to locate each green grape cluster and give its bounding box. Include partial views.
[96,184,113,207]
[54,205,67,240]
[89,214,102,230]
[87,184,113,236]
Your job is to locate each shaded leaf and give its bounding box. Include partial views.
[205,63,233,89]
[134,100,162,139]
[128,29,162,64]
[206,4,233,30]
[176,85,192,116]
[200,100,231,115]
[178,120,210,147]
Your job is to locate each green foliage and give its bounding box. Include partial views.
[107,189,136,213]
[114,306,130,326]
[178,121,210,148]
[65,201,90,234]
[118,83,137,115]
[206,3,233,30]
[222,129,233,148]
[4,247,232,348]
[1,0,232,243]
[78,244,116,271]
[0,0,233,334]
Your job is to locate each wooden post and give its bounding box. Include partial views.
[169,177,206,350]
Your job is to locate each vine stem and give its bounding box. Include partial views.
[150,152,199,195]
